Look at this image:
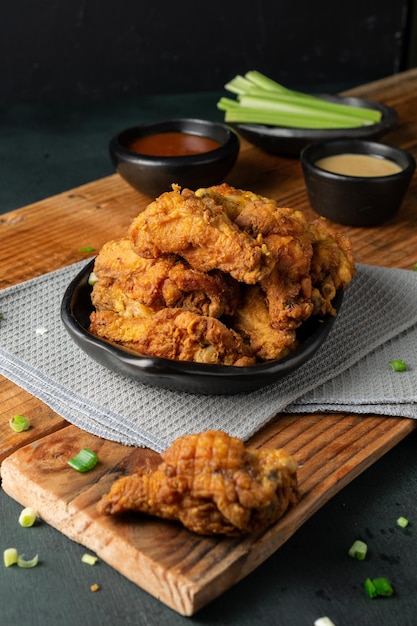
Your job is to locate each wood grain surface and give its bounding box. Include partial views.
[1,69,417,615]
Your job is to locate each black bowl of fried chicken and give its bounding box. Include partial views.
[61,184,355,395]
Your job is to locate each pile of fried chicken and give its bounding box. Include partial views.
[89,183,355,365]
[98,429,300,536]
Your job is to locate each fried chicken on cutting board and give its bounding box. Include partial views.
[98,430,300,536]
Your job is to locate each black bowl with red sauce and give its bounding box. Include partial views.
[109,118,240,197]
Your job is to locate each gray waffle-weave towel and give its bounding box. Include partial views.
[1,261,417,452]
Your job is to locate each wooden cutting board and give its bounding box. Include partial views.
[2,415,415,616]
[1,68,417,617]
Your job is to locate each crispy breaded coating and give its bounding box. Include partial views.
[98,430,300,536]
[128,185,273,284]
[198,184,315,329]
[91,237,241,318]
[232,285,298,361]
[90,309,255,366]
[89,184,356,366]
[309,218,356,316]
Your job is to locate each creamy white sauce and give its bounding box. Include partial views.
[315,153,402,177]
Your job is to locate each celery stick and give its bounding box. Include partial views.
[224,75,254,95]
[218,70,383,129]
[238,94,374,126]
[240,88,381,123]
[217,97,241,111]
[223,107,362,129]
[244,70,291,93]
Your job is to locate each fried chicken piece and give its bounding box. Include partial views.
[128,185,272,284]
[91,237,241,318]
[89,309,255,366]
[232,285,298,361]
[89,185,356,368]
[198,184,314,329]
[98,430,300,536]
[258,233,313,330]
[196,183,277,222]
[309,218,356,316]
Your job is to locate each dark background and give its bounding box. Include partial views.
[3,0,417,103]
[1,1,417,213]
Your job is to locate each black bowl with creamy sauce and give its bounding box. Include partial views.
[300,139,416,226]
[109,118,240,197]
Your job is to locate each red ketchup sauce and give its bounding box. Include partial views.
[127,132,221,157]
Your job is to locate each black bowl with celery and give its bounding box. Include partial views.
[217,71,398,157]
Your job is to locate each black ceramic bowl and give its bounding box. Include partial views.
[61,259,343,396]
[300,139,416,227]
[109,118,240,197]
[234,96,397,157]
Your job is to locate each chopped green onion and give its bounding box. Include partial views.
[389,359,407,372]
[364,577,378,598]
[67,448,98,472]
[364,576,394,598]
[78,246,95,253]
[0,312,4,321]
[4,548,18,567]
[218,70,382,129]
[373,577,394,597]
[9,414,30,432]
[81,553,98,566]
[18,507,38,528]
[412,262,417,271]
[348,539,368,560]
[314,618,337,626]
[17,553,39,568]
[88,272,98,286]
[4,548,39,568]
[396,516,409,528]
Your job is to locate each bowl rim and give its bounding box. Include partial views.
[110,118,240,164]
[233,96,398,157]
[300,138,416,182]
[235,95,397,139]
[60,259,343,394]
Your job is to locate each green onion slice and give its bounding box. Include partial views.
[348,539,368,560]
[364,577,377,598]
[364,576,394,598]
[88,272,98,286]
[4,548,18,567]
[67,448,98,472]
[396,516,409,528]
[9,414,30,432]
[81,553,98,566]
[17,553,39,568]
[389,359,407,372]
[373,577,394,597]
[314,618,337,626]
[18,506,38,528]
[78,246,95,253]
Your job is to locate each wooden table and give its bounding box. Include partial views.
[1,69,417,624]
